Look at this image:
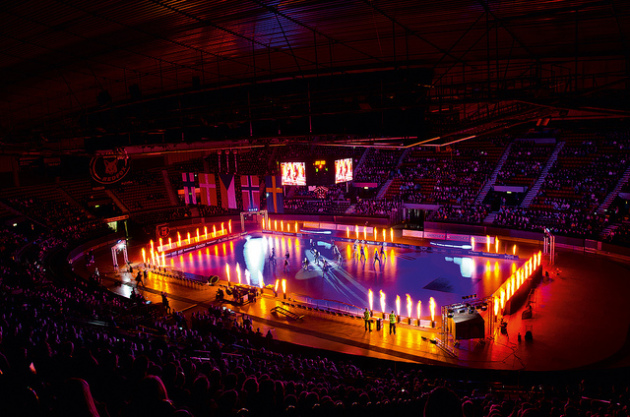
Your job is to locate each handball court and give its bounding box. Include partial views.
[81,232,630,371]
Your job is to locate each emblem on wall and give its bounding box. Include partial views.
[90,148,131,185]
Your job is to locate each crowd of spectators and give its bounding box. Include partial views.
[428,203,490,224]
[353,199,402,217]
[353,148,403,185]
[495,141,555,187]
[493,206,607,238]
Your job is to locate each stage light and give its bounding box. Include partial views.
[229,220,232,234]
[187,232,191,244]
[355,225,359,239]
[368,289,373,312]
[275,279,279,293]
[363,227,367,241]
[236,263,242,284]
[417,300,422,321]
[282,279,287,297]
[162,252,166,267]
[274,220,277,231]
[150,240,154,252]
[494,298,499,315]
[221,222,225,235]
[396,295,401,318]
[495,237,499,253]
[262,218,266,229]
[142,248,146,264]
[294,222,297,233]
[168,237,172,248]
[429,297,436,325]
[281,220,284,231]
[196,228,200,242]
[486,235,490,252]
[471,236,475,250]
[390,228,394,242]
[374,227,378,241]
[406,294,412,320]
[213,225,217,237]
[159,238,163,251]
[500,289,505,309]
[513,244,516,255]
[204,226,208,239]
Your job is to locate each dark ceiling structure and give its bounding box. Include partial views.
[1,0,629,149]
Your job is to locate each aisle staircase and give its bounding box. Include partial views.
[474,142,513,205]
[520,141,565,208]
[376,179,394,199]
[597,165,630,214]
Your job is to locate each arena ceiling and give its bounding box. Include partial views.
[1,0,629,147]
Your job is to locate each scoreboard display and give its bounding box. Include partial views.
[280,157,353,186]
[335,158,353,183]
[280,162,306,186]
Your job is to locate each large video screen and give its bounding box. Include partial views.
[280,162,306,186]
[335,158,353,184]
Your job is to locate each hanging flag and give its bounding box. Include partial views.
[265,175,284,213]
[199,173,218,206]
[241,175,260,211]
[182,172,197,204]
[219,174,237,209]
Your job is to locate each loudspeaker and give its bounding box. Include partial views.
[129,84,141,100]
[525,331,533,341]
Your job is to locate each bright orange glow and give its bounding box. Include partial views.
[150,250,155,265]
[288,223,291,232]
[177,232,181,246]
[187,232,191,244]
[179,255,183,267]
[274,220,277,231]
[142,248,146,264]
[204,226,208,239]
[417,300,422,320]
[500,289,505,309]
[506,281,511,300]
[512,275,517,294]
[150,240,154,251]
[214,245,218,256]
[162,252,166,266]
[221,222,225,235]
[170,258,174,267]
[196,228,200,242]
[159,238,163,249]
[295,221,298,232]
[262,218,266,229]
[511,263,516,273]
[379,290,386,314]
[206,247,209,256]
[494,298,499,315]
[228,220,232,234]
[495,237,499,253]
[368,289,373,311]
[282,279,286,294]
[374,227,378,240]
[406,294,412,319]
[363,227,367,240]
[355,225,359,239]
[471,236,475,249]
[429,297,436,322]
[236,263,241,284]
[383,229,386,241]
[512,244,516,255]
[538,250,542,265]
[168,237,172,248]
[346,226,349,238]
[486,235,490,252]
[486,260,491,272]
[396,295,401,317]
[275,279,279,292]
[213,225,217,237]
[390,228,394,242]
[281,220,284,231]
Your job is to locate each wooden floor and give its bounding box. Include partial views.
[81,238,630,371]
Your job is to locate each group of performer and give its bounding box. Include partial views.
[353,240,387,268]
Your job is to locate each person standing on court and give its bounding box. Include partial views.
[389,310,397,335]
[364,308,372,331]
